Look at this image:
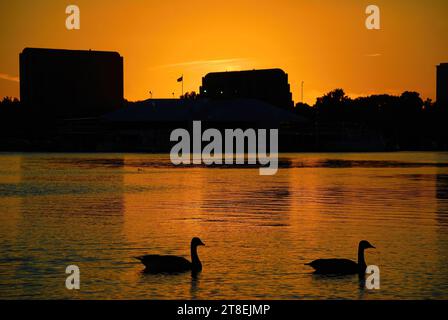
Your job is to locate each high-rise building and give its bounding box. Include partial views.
[20,48,124,117]
[200,68,294,109]
[437,63,448,107]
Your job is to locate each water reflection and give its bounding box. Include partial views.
[2,155,126,298]
[190,272,201,300]
[436,173,448,202]
[434,172,448,299]
[1,152,448,299]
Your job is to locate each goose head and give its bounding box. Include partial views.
[191,237,205,248]
[359,240,375,250]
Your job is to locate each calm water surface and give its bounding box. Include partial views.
[0,152,448,299]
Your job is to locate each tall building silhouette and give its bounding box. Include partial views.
[20,48,123,117]
[199,68,294,109]
[437,63,448,107]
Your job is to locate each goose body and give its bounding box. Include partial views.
[305,240,375,275]
[306,259,359,275]
[136,237,205,273]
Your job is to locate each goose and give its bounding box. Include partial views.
[305,240,375,275]
[136,237,205,273]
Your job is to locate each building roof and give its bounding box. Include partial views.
[102,98,308,125]
[203,68,287,79]
[21,47,122,58]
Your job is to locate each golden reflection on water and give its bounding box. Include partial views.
[0,153,448,299]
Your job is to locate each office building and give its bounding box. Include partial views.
[20,48,123,117]
[200,68,294,109]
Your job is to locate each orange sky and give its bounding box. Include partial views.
[0,0,447,105]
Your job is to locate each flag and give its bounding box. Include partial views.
[177,76,183,82]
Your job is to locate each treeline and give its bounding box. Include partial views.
[0,96,20,107]
[294,89,436,122]
[293,89,448,150]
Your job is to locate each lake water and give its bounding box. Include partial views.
[0,152,448,299]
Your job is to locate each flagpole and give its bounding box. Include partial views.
[301,81,304,103]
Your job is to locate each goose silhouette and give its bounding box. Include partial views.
[136,237,205,273]
[305,240,375,275]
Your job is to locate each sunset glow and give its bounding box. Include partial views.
[0,0,447,104]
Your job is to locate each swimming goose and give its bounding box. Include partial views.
[136,237,205,273]
[305,240,375,275]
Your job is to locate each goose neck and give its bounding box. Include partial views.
[191,245,202,267]
[358,246,367,271]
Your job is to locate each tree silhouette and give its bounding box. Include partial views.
[180,91,199,100]
[0,96,20,108]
